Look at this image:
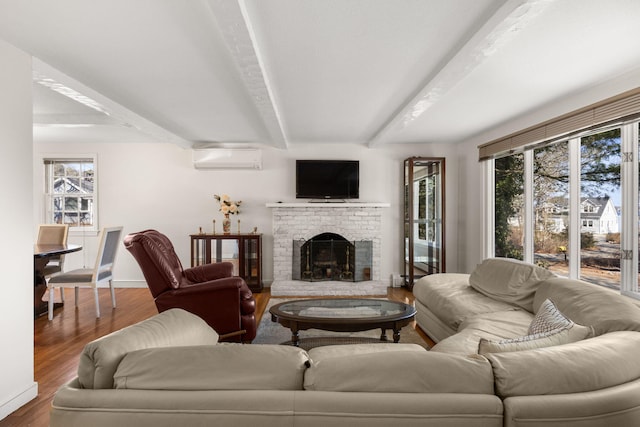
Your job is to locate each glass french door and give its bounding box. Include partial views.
[404,157,445,289]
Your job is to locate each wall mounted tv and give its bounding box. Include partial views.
[296,160,359,200]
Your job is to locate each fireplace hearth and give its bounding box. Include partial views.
[293,232,372,282]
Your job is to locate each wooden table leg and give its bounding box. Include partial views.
[291,323,300,347]
[34,257,49,317]
[34,257,63,318]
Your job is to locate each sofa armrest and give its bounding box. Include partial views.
[486,331,640,398]
[77,309,219,389]
[179,277,255,314]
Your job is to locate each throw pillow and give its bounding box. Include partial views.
[528,298,572,335]
[478,323,593,354]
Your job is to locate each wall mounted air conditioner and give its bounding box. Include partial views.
[192,148,262,170]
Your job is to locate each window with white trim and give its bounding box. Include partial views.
[487,123,639,299]
[44,156,98,233]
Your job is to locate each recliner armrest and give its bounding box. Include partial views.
[155,277,255,339]
[179,278,255,315]
[183,262,234,283]
[175,276,247,296]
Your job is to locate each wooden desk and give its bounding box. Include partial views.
[34,243,82,317]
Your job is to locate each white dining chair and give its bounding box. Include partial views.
[37,224,70,278]
[47,226,123,320]
[37,224,69,303]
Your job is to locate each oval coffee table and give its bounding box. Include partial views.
[269,298,416,347]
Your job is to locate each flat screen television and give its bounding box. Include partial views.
[296,160,359,200]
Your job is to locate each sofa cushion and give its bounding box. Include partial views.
[114,344,310,390]
[308,343,426,361]
[413,273,520,331]
[431,309,533,354]
[469,258,555,312]
[533,277,640,334]
[304,349,494,394]
[485,331,640,398]
[478,322,593,354]
[527,298,573,334]
[78,309,219,389]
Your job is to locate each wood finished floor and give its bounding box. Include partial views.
[0,286,432,427]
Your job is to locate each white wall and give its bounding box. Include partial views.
[31,67,640,296]
[454,67,640,275]
[455,141,485,273]
[33,141,461,286]
[0,40,37,420]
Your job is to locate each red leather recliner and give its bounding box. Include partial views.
[123,229,256,342]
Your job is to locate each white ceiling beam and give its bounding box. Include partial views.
[206,0,288,149]
[368,0,556,147]
[32,58,193,148]
[33,113,116,126]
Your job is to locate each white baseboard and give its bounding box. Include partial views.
[0,382,37,421]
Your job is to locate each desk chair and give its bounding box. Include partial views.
[47,226,123,320]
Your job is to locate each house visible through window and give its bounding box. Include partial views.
[491,126,630,295]
[44,157,97,232]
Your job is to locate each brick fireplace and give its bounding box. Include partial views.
[266,202,389,296]
[293,232,372,282]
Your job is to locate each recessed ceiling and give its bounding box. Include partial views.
[1,0,640,149]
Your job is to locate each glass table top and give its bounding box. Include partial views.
[271,298,414,320]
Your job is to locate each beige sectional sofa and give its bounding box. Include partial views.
[50,309,503,427]
[414,257,640,426]
[50,258,640,426]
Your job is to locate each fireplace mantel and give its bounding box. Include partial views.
[266,202,390,208]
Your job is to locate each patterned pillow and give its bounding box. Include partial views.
[478,323,593,355]
[528,298,572,335]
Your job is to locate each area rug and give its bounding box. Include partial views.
[253,298,430,351]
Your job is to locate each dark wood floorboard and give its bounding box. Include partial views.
[0,286,430,427]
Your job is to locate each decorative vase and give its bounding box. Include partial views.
[222,213,231,234]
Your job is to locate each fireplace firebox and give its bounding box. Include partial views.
[292,233,372,282]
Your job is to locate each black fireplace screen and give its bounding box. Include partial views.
[292,233,372,282]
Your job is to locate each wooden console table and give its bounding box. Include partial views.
[190,233,263,293]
